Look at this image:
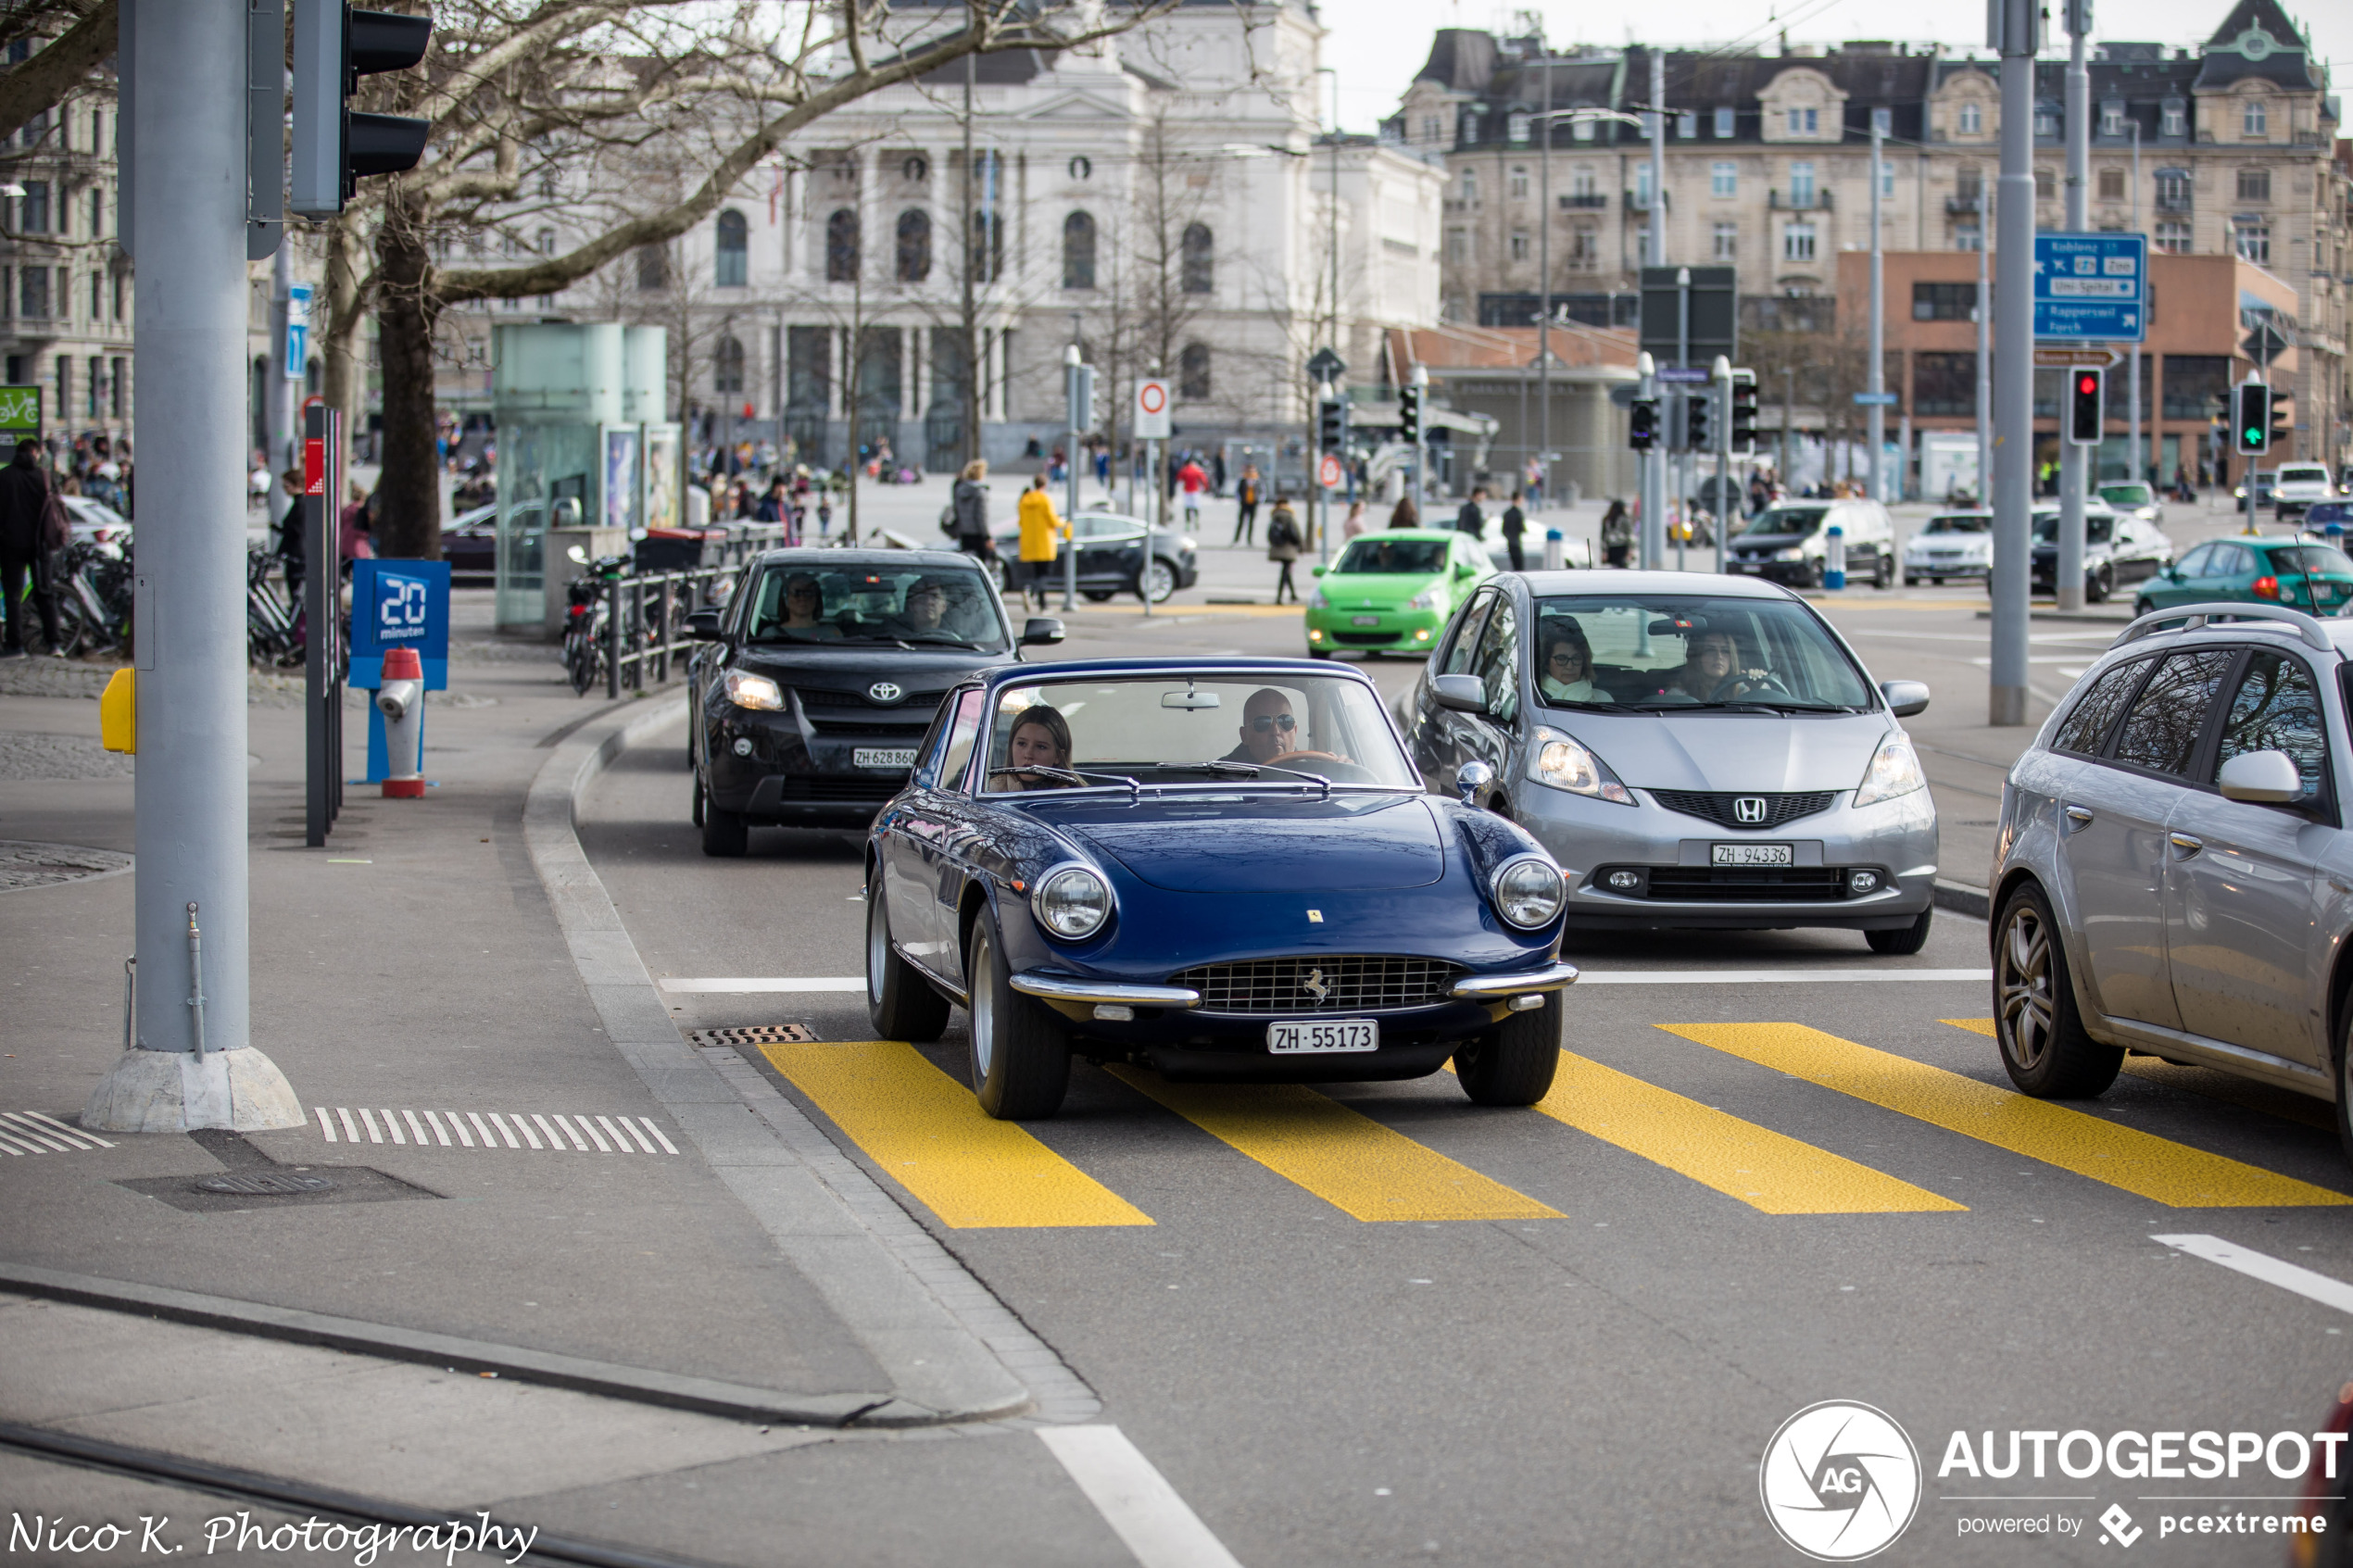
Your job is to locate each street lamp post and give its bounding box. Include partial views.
[2055,0,2092,612]
[1990,0,2038,725]
[2129,118,2143,484]
[1868,111,1887,505]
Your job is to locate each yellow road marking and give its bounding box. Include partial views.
[1109,1069,1560,1222]
[760,1042,1152,1229]
[1528,1052,1965,1214]
[1668,1023,2352,1208]
[1944,1020,2334,1131]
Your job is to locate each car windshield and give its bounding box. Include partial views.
[1333,538,1448,575]
[2099,484,2155,507]
[2263,546,2353,576]
[744,564,1009,650]
[2279,467,2329,484]
[1530,595,1875,711]
[1735,504,1828,539]
[2032,514,2115,545]
[979,676,1418,792]
[1921,514,1990,534]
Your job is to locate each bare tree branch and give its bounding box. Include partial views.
[0,0,116,142]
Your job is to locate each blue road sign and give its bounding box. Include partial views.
[1852,392,1900,406]
[286,282,313,375]
[2034,232,2147,342]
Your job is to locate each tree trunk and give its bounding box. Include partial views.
[373,191,441,560]
[321,215,366,474]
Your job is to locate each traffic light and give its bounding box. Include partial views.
[2234,380,2272,456]
[1729,370,1758,455]
[1317,397,1347,454]
[1629,396,1659,451]
[2066,368,2104,445]
[1684,389,1711,451]
[291,1,434,216]
[1399,384,1421,442]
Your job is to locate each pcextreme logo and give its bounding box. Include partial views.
[1760,1400,1924,1562]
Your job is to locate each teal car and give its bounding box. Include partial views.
[2132,535,2353,619]
[1303,529,1494,659]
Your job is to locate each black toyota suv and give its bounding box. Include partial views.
[686,548,1062,855]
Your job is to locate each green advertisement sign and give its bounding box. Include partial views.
[0,385,41,444]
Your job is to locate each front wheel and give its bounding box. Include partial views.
[1992,884,2120,1098]
[1453,990,1561,1106]
[1873,551,1894,590]
[2087,565,2115,604]
[1081,589,1114,604]
[1138,558,1177,604]
[965,914,1070,1120]
[1308,646,1333,659]
[1866,907,1933,956]
[867,866,950,1041]
[701,794,749,857]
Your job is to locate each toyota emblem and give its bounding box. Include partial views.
[1733,797,1768,824]
[868,682,903,703]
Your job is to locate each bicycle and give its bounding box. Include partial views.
[563,554,630,696]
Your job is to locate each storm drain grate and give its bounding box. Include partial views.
[686,1024,820,1047]
[195,1173,334,1196]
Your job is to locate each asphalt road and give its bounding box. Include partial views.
[572,578,2353,1566]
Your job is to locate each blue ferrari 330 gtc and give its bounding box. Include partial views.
[863,659,1580,1119]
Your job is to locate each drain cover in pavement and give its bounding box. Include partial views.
[687,1024,820,1046]
[195,1173,334,1195]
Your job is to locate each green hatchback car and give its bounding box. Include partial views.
[1304,528,1494,659]
[2131,534,2353,619]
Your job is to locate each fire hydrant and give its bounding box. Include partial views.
[376,646,426,798]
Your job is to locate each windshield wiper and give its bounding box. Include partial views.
[1150,759,1341,797]
[898,632,991,649]
[1006,765,1142,797]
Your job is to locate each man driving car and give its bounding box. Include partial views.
[1224,687,1302,764]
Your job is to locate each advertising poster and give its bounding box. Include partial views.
[602,423,641,533]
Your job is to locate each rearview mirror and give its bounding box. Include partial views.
[1311,564,1327,577]
[1432,672,1489,714]
[2218,748,2303,804]
[1880,680,1930,718]
[1020,617,1066,647]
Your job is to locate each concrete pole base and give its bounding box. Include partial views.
[83,1047,304,1135]
[1989,684,2030,727]
[2055,587,2084,612]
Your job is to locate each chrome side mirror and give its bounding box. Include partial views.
[2218,748,2303,804]
[1455,759,1494,806]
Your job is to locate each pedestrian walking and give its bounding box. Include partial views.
[1390,495,1419,529]
[1233,464,1262,546]
[0,439,63,656]
[1017,473,1066,610]
[337,481,375,567]
[1600,498,1634,569]
[1341,499,1368,542]
[1265,495,1303,605]
[1454,486,1487,539]
[951,459,995,562]
[276,466,308,598]
[1500,491,1528,572]
[1176,455,1209,528]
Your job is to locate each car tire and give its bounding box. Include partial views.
[2333,1010,2353,1172]
[1873,551,1894,590]
[692,772,706,828]
[965,912,1070,1120]
[1081,590,1114,603]
[866,866,950,1042]
[1866,907,1933,956]
[1903,574,1917,588]
[701,797,749,858]
[1992,883,2120,1098]
[1453,990,1561,1107]
[1138,558,1177,604]
[2087,565,2114,604]
[1308,646,1333,659]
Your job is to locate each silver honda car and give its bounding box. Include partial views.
[1401,571,1938,953]
[1988,602,2353,1158]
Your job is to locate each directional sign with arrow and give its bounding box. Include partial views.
[1305,348,1347,384]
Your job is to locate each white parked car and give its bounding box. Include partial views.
[1903,510,1994,585]
[2273,463,2338,519]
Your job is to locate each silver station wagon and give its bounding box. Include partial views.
[1401,571,1939,953]
[1990,603,2353,1160]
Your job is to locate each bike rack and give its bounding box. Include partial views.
[606,565,734,699]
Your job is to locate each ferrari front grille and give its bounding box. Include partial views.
[1172,955,1464,1016]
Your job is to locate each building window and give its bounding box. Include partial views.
[90,187,102,237]
[1879,157,1894,197]
[713,335,745,395]
[2242,99,2266,137]
[1956,225,1982,251]
[2234,220,2270,265]
[1786,107,1818,136]
[88,271,99,321]
[1458,169,1477,202]
[2097,169,2124,201]
[19,181,47,233]
[2237,168,2271,202]
[1445,228,1468,263]
[1912,282,1976,321]
[1571,118,1594,142]
[1068,155,1091,182]
[2100,101,2124,137]
[1181,223,1213,295]
[2161,101,2185,136]
[1711,161,1737,198]
[1634,163,1654,208]
[1712,222,1737,259]
[1509,167,1529,200]
[2155,168,2191,209]
[1913,351,1978,416]
[1062,210,1096,289]
[969,210,1002,284]
[87,356,102,417]
[901,155,928,183]
[537,227,555,257]
[1958,101,1982,135]
[1420,115,1441,144]
[895,209,931,282]
[1783,222,1816,261]
[1570,227,1598,270]
[111,357,125,417]
[19,108,44,146]
[825,209,859,282]
[1714,107,1734,138]
[112,270,124,319]
[1509,232,1529,261]
[1788,161,1815,207]
[1507,114,1530,144]
[2035,108,2057,138]
[1178,343,1211,400]
[2154,220,2191,253]
[715,209,749,286]
[1676,113,1696,139]
[1570,169,1596,198]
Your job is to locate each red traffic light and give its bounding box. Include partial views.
[2075,372,2098,395]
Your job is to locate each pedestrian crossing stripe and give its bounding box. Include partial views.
[758,1042,1152,1229]
[1665,1024,2353,1209]
[311,1108,678,1154]
[1522,1053,1967,1215]
[0,1111,114,1156]
[1942,1020,2335,1131]
[1109,1070,1561,1223]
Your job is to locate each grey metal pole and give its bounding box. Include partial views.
[1867,115,1886,505]
[1537,47,1552,517]
[1412,363,1428,512]
[2128,119,2142,484]
[1976,232,1992,505]
[1638,351,1662,569]
[87,0,300,1134]
[270,241,294,473]
[1991,0,2037,726]
[1062,344,1079,613]
[1714,355,1731,573]
[2055,0,2091,610]
[1642,50,1667,571]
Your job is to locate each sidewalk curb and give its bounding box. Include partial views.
[1932,879,1990,921]
[526,696,1096,1430]
[0,1262,891,1429]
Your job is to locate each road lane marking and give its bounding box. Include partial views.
[2151,1234,2353,1314]
[1038,1425,1246,1568]
[1529,1052,1967,1215]
[1665,1023,2353,1208]
[310,1110,675,1152]
[1944,1019,2334,1130]
[1109,1070,1561,1223]
[661,977,865,993]
[760,1041,1152,1229]
[659,968,1994,993]
[0,1111,108,1155]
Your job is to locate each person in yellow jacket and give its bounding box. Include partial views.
[1015,474,1067,609]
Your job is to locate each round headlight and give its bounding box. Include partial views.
[1033,865,1112,940]
[1491,855,1566,930]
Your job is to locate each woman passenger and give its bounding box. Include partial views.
[988,706,1075,791]
[1539,623,1600,704]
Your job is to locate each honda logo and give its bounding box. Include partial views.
[1733,797,1768,824]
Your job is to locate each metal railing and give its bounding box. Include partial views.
[606,565,732,698]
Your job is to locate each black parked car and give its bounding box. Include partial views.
[989,509,1200,604]
[2025,501,2173,603]
[686,548,1063,855]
